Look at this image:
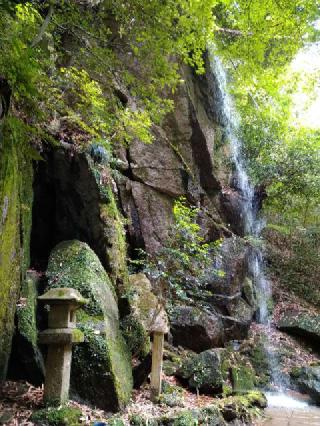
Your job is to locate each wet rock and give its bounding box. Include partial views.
[291,365,320,403]
[219,188,244,235]
[242,277,258,309]
[46,240,133,411]
[177,349,224,394]
[207,237,249,302]
[169,306,224,352]
[277,311,320,345]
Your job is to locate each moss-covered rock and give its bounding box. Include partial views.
[240,338,270,388]
[89,159,129,288]
[121,314,151,358]
[129,405,225,426]
[277,310,320,345]
[177,349,224,394]
[158,381,185,407]
[230,362,255,394]
[0,119,33,379]
[290,365,320,403]
[46,240,133,411]
[7,271,44,385]
[121,273,163,358]
[31,406,82,425]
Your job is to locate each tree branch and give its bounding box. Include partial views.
[215,27,253,37]
[31,4,54,48]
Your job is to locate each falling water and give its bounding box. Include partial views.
[212,56,271,323]
[210,54,290,397]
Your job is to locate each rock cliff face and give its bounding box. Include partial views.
[0,55,254,394]
[117,61,234,256]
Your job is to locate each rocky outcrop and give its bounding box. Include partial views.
[31,150,128,288]
[0,116,33,380]
[170,306,224,352]
[177,349,224,394]
[277,311,320,345]
[121,273,167,359]
[291,365,320,403]
[116,60,237,255]
[46,240,133,411]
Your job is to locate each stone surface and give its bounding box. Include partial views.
[0,122,33,380]
[231,363,255,394]
[277,311,320,345]
[121,273,168,359]
[7,271,44,386]
[291,366,320,403]
[177,349,224,394]
[169,306,224,352]
[31,151,128,287]
[46,240,133,411]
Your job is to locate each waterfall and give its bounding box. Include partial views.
[211,54,286,392]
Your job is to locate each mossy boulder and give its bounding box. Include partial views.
[277,310,320,346]
[158,381,185,407]
[121,273,163,358]
[177,349,224,394]
[239,338,270,388]
[7,271,44,385]
[0,120,33,379]
[230,362,255,394]
[46,240,133,411]
[31,406,82,426]
[290,365,320,403]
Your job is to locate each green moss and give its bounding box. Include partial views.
[31,406,82,425]
[0,119,33,379]
[72,322,132,409]
[47,240,114,316]
[121,313,151,358]
[16,274,38,347]
[158,382,185,407]
[72,328,84,343]
[47,240,133,411]
[89,159,129,288]
[231,363,255,394]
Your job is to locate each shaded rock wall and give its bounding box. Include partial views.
[0,120,33,379]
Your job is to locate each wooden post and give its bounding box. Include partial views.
[150,331,165,401]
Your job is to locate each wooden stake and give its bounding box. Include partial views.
[150,331,164,401]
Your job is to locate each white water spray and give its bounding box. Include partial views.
[212,55,271,323]
[210,54,296,404]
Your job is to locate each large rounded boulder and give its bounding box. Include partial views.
[46,240,133,411]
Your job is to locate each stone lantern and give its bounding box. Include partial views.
[38,288,86,405]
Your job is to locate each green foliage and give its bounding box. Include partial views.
[1,0,317,156]
[267,227,320,306]
[31,406,82,426]
[139,197,222,305]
